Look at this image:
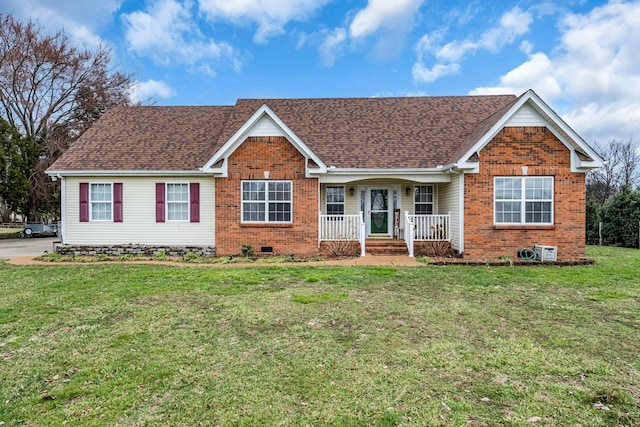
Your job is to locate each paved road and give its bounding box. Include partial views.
[0,237,59,259]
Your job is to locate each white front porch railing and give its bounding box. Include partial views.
[405,212,451,257]
[319,212,366,256]
[404,211,415,257]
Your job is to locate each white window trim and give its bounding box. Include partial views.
[325,185,345,216]
[89,182,113,222]
[166,182,190,222]
[241,180,293,224]
[494,176,554,225]
[414,185,434,215]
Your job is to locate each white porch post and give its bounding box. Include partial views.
[359,210,366,257]
[405,211,414,257]
[318,209,322,248]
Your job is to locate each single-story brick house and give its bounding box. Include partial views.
[46,89,603,260]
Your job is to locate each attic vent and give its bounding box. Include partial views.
[261,246,273,253]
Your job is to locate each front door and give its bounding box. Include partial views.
[369,189,389,234]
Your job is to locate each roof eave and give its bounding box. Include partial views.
[46,169,208,177]
[323,167,452,174]
[456,89,605,172]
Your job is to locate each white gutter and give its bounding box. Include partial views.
[46,170,209,177]
[317,166,455,174]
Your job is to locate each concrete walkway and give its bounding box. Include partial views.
[0,237,59,259]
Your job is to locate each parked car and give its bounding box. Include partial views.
[21,223,58,238]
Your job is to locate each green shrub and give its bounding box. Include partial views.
[184,252,199,262]
[241,244,254,258]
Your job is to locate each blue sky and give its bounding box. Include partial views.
[2,0,639,144]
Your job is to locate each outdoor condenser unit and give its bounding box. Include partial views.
[535,245,557,262]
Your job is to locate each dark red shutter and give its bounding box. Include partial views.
[156,183,165,222]
[190,183,200,223]
[113,183,123,222]
[79,183,89,222]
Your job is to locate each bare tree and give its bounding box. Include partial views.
[0,14,135,218]
[587,139,640,204]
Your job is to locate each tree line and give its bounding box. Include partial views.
[0,13,134,222]
[586,139,640,248]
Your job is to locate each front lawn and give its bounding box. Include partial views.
[0,246,638,426]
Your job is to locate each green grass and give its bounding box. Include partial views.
[1,245,639,426]
[0,228,20,240]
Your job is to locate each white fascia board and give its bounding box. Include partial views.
[45,170,209,177]
[451,162,479,173]
[572,151,601,172]
[201,104,327,174]
[457,89,605,172]
[317,168,453,184]
[322,167,452,174]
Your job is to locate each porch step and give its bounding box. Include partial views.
[365,239,408,255]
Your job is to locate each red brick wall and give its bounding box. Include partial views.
[464,127,586,261]
[215,136,319,256]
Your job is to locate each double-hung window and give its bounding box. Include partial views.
[414,185,434,215]
[166,183,189,221]
[494,177,553,224]
[90,183,113,221]
[155,182,199,223]
[242,181,292,223]
[80,182,122,223]
[326,186,345,215]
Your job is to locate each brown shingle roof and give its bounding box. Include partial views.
[48,95,517,172]
[49,106,233,171]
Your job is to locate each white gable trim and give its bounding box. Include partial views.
[457,89,604,173]
[201,104,327,177]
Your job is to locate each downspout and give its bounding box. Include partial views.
[58,174,66,245]
[458,172,464,255]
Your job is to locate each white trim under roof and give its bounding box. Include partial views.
[317,167,454,183]
[46,170,209,177]
[456,89,604,173]
[200,104,327,177]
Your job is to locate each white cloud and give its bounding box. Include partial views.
[319,28,347,67]
[349,0,424,39]
[413,6,533,83]
[128,79,175,104]
[316,0,425,66]
[470,51,562,100]
[198,0,330,43]
[1,0,122,48]
[122,0,240,72]
[412,62,460,84]
[470,1,640,143]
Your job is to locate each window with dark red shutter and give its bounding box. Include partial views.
[190,183,200,223]
[114,183,123,222]
[156,183,166,222]
[79,183,89,222]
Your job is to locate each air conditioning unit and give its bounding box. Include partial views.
[535,245,557,262]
